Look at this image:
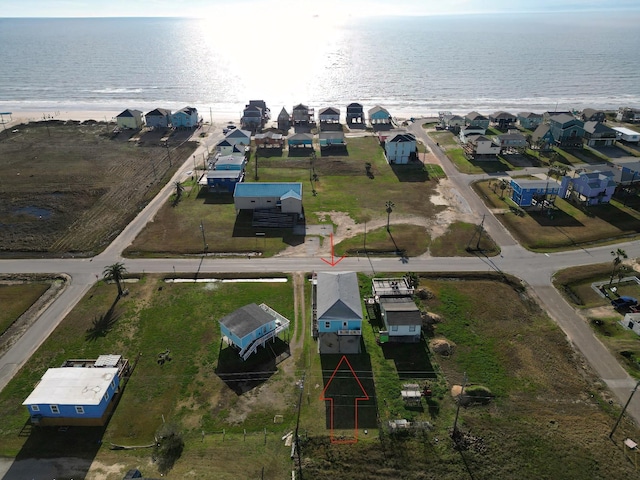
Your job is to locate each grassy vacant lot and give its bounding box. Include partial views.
[2,273,638,479]
[429,222,500,257]
[0,121,197,256]
[554,263,640,379]
[126,136,444,257]
[473,180,640,251]
[0,282,50,337]
[301,275,640,479]
[0,274,300,478]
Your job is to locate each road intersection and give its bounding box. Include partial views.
[2,120,640,429]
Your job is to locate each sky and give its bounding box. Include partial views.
[2,0,639,18]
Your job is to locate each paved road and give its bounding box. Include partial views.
[2,120,640,427]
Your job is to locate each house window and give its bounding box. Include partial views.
[75,406,85,414]
[31,405,40,412]
[50,405,59,414]
[342,321,348,328]
[104,392,109,402]
[409,325,416,332]
[391,325,398,331]
[111,380,115,389]
[250,200,256,203]
[325,321,331,329]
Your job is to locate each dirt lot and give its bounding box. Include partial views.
[0,121,197,256]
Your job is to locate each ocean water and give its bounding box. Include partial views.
[1,12,639,118]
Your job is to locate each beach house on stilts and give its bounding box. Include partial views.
[218,303,291,361]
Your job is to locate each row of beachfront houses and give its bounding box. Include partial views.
[450,110,640,161]
[115,106,200,130]
[242,101,394,131]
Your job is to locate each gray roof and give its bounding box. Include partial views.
[518,111,542,119]
[466,111,487,121]
[549,113,577,125]
[117,109,142,118]
[584,121,615,135]
[531,124,551,141]
[316,272,362,321]
[380,297,422,326]
[319,107,340,116]
[146,108,171,117]
[511,179,561,190]
[491,111,516,121]
[218,303,274,339]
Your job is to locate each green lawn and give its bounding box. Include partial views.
[427,130,458,147]
[446,148,510,174]
[430,222,500,257]
[473,180,640,251]
[0,281,51,337]
[126,137,443,257]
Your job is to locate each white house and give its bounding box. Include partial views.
[620,312,640,336]
[465,135,500,158]
[459,126,486,143]
[384,132,416,164]
[379,297,422,343]
[613,127,640,143]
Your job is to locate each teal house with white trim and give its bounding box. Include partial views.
[315,271,363,354]
[219,303,290,361]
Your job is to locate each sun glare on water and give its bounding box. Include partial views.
[195,0,352,106]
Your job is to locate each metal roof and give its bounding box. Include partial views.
[316,271,362,321]
[22,367,118,406]
[233,182,302,198]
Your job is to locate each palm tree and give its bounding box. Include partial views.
[103,262,127,297]
[385,201,395,232]
[173,181,184,203]
[609,249,628,285]
[499,179,508,199]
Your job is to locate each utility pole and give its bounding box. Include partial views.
[199,221,208,255]
[453,372,468,435]
[475,214,486,250]
[165,142,172,167]
[610,380,640,439]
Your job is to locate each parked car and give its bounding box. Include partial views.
[611,296,638,310]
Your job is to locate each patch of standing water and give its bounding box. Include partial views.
[14,206,52,219]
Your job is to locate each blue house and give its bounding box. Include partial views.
[319,131,346,149]
[171,106,199,129]
[203,169,244,192]
[369,105,392,125]
[510,178,561,207]
[22,355,129,426]
[213,153,247,171]
[145,108,172,129]
[531,124,555,150]
[287,133,313,149]
[517,112,543,130]
[548,113,584,148]
[465,111,490,129]
[218,303,290,361]
[315,271,363,354]
[558,171,617,206]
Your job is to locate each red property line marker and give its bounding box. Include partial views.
[321,233,346,267]
[320,355,369,444]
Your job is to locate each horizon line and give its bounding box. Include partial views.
[2,7,640,19]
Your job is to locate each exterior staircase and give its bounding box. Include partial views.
[238,303,290,361]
